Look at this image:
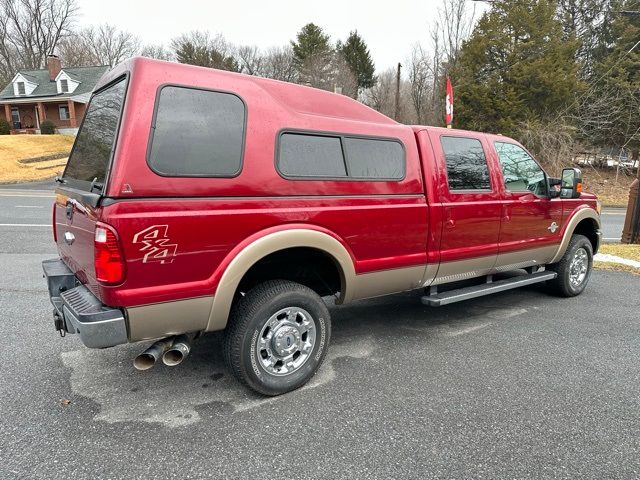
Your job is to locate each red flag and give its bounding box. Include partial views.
[445,77,454,128]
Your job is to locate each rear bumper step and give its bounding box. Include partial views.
[42,258,127,348]
[421,271,557,307]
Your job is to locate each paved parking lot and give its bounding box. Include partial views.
[1,187,639,479]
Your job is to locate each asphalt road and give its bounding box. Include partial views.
[1,187,639,479]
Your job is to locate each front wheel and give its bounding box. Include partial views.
[547,234,593,297]
[223,280,331,396]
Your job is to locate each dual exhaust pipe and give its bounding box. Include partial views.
[133,334,192,371]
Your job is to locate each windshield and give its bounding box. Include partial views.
[62,77,127,190]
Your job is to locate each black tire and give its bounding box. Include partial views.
[223,280,331,396]
[547,234,593,297]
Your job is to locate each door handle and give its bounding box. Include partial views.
[445,208,455,229]
[503,205,511,221]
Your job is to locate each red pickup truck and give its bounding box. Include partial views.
[44,57,602,395]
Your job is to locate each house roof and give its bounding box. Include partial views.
[0,65,109,101]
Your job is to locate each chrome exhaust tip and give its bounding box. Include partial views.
[133,338,174,371]
[162,334,191,367]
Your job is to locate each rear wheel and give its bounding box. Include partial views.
[548,234,593,297]
[223,280,331,396]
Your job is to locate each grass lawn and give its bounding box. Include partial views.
[0,135,73,183]
[595,243,640,275]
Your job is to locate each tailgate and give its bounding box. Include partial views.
[55,191,101,294]
[53,76,128,298]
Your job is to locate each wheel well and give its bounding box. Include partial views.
[573,218,599,253]
[236,247,342,298]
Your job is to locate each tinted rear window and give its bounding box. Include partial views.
[440,136,491,191]
[278,133,347,178]
[147,86,245,177]
[343,137,404,179]
[63,77,126,189]
[277,132,405,180]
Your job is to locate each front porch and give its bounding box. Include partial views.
[2,100,84,134]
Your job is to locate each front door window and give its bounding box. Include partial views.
[495,142,547,196]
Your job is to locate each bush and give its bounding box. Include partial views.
[0,119,9,135]
[40,120,56,135]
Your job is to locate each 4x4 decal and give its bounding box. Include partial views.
[133,225,177,264]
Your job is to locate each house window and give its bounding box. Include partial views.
[59,105,70,121]
[11,107,20,124]
[60,79,69,93]
[17,82,25,95]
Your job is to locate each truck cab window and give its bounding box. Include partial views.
[440,136,491,191]
[495,142,547,196]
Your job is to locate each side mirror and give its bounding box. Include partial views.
[548,177,562,198]
[561,168,583,199]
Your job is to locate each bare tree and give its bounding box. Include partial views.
[261,46,296,82]
[0,0,77,79]
[57,33,94,66]
[237,45,263,75]
[83,24,140,66]
[420,0,476,125]
[409,44,432,124]
[362,68,397,116]
[330,53,358,97]
[140,44,173,61]
[437,0,477,70]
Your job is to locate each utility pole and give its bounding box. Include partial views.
[394,62,401,121]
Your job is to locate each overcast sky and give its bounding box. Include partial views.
[78,0,488,72]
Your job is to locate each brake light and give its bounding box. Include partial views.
[52,203,57,242]
[94,223,125,284]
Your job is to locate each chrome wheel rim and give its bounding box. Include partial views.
[569,247,589,288]
[256,307,316,376]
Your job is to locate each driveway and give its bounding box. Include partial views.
[1,186,638,479]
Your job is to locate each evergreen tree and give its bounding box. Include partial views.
[291,23,333,87]
[172,32,240,72]
[452,0,579,137]
[586,1,640,153]
[337,31,376,96]
[557,0,617,79]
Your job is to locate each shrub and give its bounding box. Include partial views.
[40,120,56,135]
[0,119,9,135]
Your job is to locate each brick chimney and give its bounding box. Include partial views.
[47,55,61,81]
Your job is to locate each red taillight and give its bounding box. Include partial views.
[52,202,57,242]
[94,223,125,284]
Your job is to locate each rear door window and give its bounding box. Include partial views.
[147,86,246,177]
[440,136,492,191]
[62,77,127,190]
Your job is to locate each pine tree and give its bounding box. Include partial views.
[337,31,376,97]
[172,32,240,72]
[291,23,333,87]
[452,0,579,137]
[557,0,617,79]
[587,1,640,153]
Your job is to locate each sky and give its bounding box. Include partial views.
[77,0,489,73]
